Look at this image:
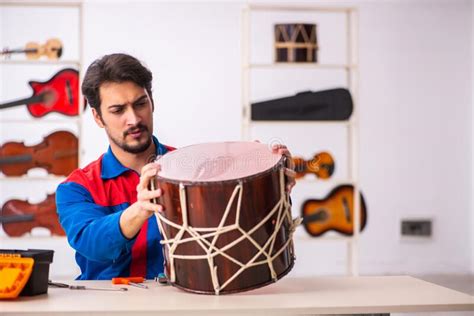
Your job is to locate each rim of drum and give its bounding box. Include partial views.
[155,156,286,186]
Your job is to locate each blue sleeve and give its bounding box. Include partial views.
[56,181,135,262]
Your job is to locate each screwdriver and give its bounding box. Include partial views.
[48,280,127,291]
[112,277,148,289]
[67,285,128,291]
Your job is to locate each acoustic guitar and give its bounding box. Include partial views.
[293,151,335,179]
[0,68,79,117]
[0,214,34,224]
[1,194,65,237]
[1,38,63,60]
[0,130,78,176]
[302,184,367,237]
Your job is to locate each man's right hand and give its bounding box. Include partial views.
[135,162,164,217]
[120,162,164,239]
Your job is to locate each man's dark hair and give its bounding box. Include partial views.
[82,53,154,114]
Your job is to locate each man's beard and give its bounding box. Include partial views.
[108,123,152,154]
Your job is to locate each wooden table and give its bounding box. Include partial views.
[2,276,473,315]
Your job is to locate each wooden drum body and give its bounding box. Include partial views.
[154,142,298,295]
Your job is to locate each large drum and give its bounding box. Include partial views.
[153,141,298,295]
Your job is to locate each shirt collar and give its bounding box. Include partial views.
[101,135,164,179]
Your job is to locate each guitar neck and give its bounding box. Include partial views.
[0,214,34,224]
[0,154,33,165]
[0,93,45,110]
[0,48,38,55]
[302,210,328,224]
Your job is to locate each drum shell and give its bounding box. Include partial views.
[155,161,295,294]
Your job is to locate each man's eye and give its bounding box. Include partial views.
[135,102,147,107]
[111,107,124,114]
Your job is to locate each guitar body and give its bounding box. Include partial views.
[0,141,36,176]
[25,38,63,60]
[293,151,335,179]
[0,131,78,176]
[302,185,367,237]
[1,194,65,237]
[27,68,79,117]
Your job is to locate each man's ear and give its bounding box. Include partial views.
[149,94,155,112]
[92,108,105,128]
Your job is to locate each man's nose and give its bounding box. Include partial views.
[125,107,141,125]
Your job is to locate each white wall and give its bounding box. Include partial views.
[0,0,472,278]
[81,1,243,161]
[471,0,474,274]
[357,0,471,274]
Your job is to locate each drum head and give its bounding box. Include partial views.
[156,141,282,182]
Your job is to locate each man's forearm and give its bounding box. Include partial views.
[119,204,150,239]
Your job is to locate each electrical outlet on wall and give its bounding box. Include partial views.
[401,219,433,237]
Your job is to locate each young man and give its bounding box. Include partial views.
[56,53,295,280]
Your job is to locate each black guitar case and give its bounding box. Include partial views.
[251,88,353,121]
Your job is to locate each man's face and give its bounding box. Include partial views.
[92,81,154,154]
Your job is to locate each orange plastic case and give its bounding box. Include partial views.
[0,256,35,299]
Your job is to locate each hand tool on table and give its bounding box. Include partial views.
[112,277,148,289]
[154,272,169,285]
[48,280,127,291]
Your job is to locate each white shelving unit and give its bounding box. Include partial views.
[241,4,361,275]
[0,0,84,240]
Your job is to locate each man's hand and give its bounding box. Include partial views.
[271,144,296,194]
[135,162,163,217]
[120,162,164,239]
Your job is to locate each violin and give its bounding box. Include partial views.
[1,38,63,60]
[0,68,80,117]
[0,131,78,176]
[292,151,335,179]
[1,194,65,237]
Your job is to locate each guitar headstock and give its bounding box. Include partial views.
[0,47,12,59]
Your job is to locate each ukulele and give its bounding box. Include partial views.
[0,38,63,60]
[0,130,78,176]
[302,184,367,237]
[0,68,80,117]
[1,194,65,237]
[293,151,335,179]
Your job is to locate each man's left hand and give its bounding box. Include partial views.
[271,144,296,194]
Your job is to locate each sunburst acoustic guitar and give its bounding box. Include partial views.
[302,184,367,237]
[292,151,335,179]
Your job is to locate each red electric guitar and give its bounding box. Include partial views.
[0,68,80,117]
